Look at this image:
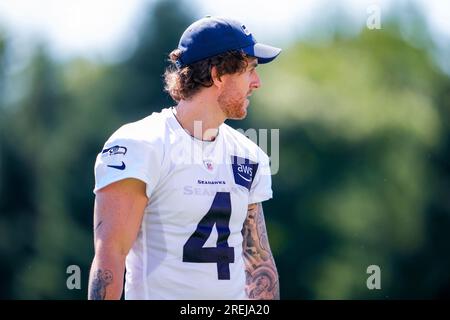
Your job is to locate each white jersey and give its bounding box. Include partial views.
[93,107,272,299]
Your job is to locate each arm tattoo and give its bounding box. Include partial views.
[88,269,113,300]
[242,203,280,300]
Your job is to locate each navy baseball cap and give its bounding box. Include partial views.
[175,16,282,68]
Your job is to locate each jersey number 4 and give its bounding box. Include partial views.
[182,192,234,280]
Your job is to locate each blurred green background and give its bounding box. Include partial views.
[0,0,449,299]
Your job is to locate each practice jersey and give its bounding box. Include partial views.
[93,107,273,299]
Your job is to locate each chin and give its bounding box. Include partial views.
[230,105,247,120]
[220,98,248,120]
[232,113,247,120]
[239,107,248,119]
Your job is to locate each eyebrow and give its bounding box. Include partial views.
[249,61,258,68]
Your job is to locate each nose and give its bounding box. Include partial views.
[251,70,261,90]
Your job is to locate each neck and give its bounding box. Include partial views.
[174,94,225,141]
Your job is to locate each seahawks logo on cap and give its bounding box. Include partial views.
[241,24,251,36]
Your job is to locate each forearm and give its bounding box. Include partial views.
[88,250,126,300]
[242,203,280,300]
[244,251,280,300]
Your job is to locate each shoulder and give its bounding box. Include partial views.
[106,108,171,147]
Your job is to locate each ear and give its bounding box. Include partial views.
[211,66,224,89]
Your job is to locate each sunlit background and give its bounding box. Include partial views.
[0,0,449,299]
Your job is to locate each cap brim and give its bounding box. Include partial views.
[242,43,282,64]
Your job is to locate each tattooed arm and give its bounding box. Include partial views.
[242,203,280,300]
[88,178,148,300]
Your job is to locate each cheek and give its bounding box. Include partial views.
[226,82,245,98]
[238,80,250,95]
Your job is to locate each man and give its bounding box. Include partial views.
[88,16,281,300]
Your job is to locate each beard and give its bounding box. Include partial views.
[217,80,248,120]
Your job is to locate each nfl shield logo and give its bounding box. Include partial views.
[203,160,214,171]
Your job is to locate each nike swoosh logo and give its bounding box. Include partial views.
[107,161,126,170]
[237,173,252,182]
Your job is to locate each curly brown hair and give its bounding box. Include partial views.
[163,49,249,102]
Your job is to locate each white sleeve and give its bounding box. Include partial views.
[93,136,162,199]
[248,151,273,204]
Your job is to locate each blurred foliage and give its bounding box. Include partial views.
[254,16,450,298]
[0,1,449,299]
